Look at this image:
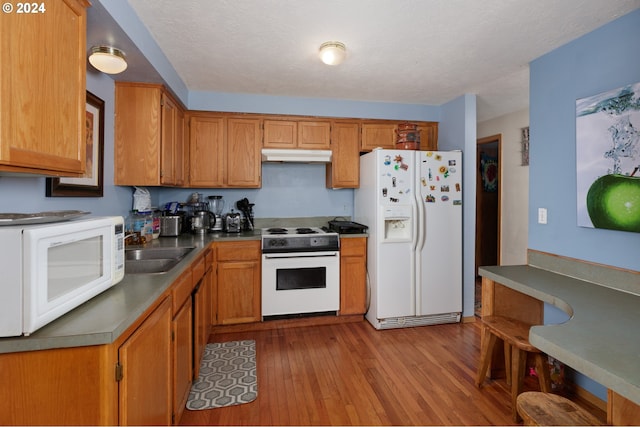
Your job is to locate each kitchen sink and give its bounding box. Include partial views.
[125,246,195,274]
[125,246,195,261]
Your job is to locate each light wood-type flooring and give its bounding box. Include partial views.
[179,319,602,426]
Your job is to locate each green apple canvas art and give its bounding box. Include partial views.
[576,82,640,233]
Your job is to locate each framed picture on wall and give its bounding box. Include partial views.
[46,91,105,197]
[576,82,640,233]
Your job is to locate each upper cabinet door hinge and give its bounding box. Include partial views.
[115,362,123,382]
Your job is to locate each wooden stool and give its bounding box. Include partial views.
[517,391,604,425]
[475,315,552,422]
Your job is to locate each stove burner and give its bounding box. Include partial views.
[266,227,288,234]
[296,227,318,234]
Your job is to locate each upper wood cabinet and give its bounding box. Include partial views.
[361,122,397,151]
[418,122,439,151]
[188,114,261,188]
[263,120,331,149]
[361,121,439,152]
[114,82,185,186]
[0,0,89,176]
[263,120,296,148]
[326,122,360,188]
[188,115,225,187]
[227,118,262,187]
[299,121,331,149]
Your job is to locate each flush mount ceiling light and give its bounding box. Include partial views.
[88,46,128,74]
[319,41,346,66]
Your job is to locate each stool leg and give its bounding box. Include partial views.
[534,353,552,393]
[476,326,497,387]
[504,341,512,386]
[511,347,527,422]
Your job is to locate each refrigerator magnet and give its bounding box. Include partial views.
[384,155,391,165]
[425,194,436,203]
[441,195,450,202]
[453,200,462,205]
[441,185,450,192]
[455,183,461,192]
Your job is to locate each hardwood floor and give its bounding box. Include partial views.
[180,319,533,426]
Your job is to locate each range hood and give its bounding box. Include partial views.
[261,148,332,163]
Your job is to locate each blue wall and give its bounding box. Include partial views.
[529,9,640,272]
[529,9,640,401]
[439,94,477,319]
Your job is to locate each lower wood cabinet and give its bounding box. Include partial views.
[339,237,367,315]
[0,250,211,426]
[172,275,193,423]
[193,248,213,376]
[120,297,173,425]
[213,240,261,325]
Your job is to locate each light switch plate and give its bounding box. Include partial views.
[538,208,548,224]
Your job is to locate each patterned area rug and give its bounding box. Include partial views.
[186,340,257,410]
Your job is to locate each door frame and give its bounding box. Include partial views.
[476,134,502,272]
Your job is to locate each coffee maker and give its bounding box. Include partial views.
[207,195,225,231]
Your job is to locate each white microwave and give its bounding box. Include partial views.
[0,216,125,337]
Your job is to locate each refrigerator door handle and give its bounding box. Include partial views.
[415,189,426,252]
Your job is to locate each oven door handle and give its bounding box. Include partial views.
[263,253,338,259]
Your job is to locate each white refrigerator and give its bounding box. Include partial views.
[354,149,462,329]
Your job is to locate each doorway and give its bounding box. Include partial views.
[475,135,502,313]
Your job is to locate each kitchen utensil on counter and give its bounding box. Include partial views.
[327,220,368,234]
[207,195,225,231]
[160,215,182,237]
[190,210,216,234]
[223,209,242,233]
[235,197,255,230]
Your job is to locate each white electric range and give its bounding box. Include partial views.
[261,227,340,319]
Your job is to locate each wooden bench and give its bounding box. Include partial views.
[476,315,551,422]
[517,391,604,425]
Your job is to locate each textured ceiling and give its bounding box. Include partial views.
[118,0,639,122]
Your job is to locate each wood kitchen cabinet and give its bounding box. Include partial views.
[188,114,225,187]
[361,121,439,152]
[115,82,186,186]
[418,122,439,151]
[361,122,397,151]
[339,237,367,315]
[326,122,360,188]
[188,114,261,188]
[214,240,261,325]
[0,0,89,176]
[263,119,331,149]
[227,118,262,187]
[0,248,216,426]
[119,297,173,425]
[192,249,211,377]
[171,269,194,424]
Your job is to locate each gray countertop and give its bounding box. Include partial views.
[479,264,640,406]
[0,229,365,354]
[0,230,260,354]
